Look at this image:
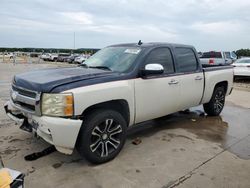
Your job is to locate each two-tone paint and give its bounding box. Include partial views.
[5,43,234,154]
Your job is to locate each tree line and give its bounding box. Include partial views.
[235,49,250,57]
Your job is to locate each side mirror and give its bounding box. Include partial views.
[141,64,164,77]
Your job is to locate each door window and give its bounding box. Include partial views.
[144,48,175,74]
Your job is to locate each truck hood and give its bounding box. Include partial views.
[13,67,117,93]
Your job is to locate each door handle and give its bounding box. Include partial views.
[168,79,179,85]
[195,76,203,80]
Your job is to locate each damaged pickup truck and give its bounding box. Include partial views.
[4,42,233,164]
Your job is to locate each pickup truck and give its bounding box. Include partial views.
[200,51,235,65]
[4,42,233,164]
[48,54,58,61]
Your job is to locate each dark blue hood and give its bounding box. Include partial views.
[14,67,118,93]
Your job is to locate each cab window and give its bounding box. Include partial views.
[176,48,198,73]
[144,47,175,74]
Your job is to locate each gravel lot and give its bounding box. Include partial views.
[0,61,250,188]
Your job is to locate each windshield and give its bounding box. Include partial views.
[83,47,141,72]
[224,52,231,59]
[231,52,237,59]
[236,59,250,64]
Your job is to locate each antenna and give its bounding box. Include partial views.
[138,40,143,45]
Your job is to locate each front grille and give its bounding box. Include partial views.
[11,84,41,115]
[12,85,37,98]
[14,101,35,111]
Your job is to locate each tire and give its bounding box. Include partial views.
[76,109,127,164]
[203,86,226,116]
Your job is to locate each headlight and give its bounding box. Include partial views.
[42,93,74,117]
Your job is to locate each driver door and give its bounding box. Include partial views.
[134,47,181,123]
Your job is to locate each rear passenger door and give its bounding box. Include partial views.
[174,48,204,109]
[135,47,181,123]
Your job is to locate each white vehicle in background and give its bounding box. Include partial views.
[3,52,14,59]
[200,51,236,65]
[74,54,88,64]
[232,58,250,77]
[49,54,58,61]
[40,53,51,61]
[9,53,14,59]
[224,51,237,62]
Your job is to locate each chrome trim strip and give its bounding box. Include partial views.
[12,84,39,97]
[15,92,37,105]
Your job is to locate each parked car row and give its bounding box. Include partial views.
[40,53,90,64]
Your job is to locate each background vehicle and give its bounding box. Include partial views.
[74,54,88,64]
[57,53,71,62]
[48,54,58,61]
[4,42,233,164]
[232,58,250,77]
[224,51,237,62]
[200,51,235,65]
[30,52,40,58]
[66,54,79,63]
[40,53,51,61]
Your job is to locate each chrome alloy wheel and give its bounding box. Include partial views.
[90,119,123,157]
[214,90,225,113]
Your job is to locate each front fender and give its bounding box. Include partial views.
[64,80,135,126]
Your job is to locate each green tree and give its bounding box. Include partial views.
[236,49,250,57]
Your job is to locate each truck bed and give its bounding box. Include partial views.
[201,65,234,104]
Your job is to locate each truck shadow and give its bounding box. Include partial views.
[127,105,250,160]
[127,109,228,144]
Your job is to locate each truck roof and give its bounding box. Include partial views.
[109,42,194,49]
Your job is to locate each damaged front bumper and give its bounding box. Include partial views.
[4,101,82,154]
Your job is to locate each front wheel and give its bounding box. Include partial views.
[203,86,225,116]
[76,109,127,164]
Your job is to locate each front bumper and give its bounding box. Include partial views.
[4,101,82,154]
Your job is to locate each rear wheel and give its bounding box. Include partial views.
[77,109,127,164]
[203,86,226,116]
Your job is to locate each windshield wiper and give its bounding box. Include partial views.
[89,66,111,71]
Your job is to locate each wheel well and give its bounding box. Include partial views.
[215,81,228,93]
[81,100,130,126]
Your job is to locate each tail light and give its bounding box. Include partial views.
[209,59,214,64]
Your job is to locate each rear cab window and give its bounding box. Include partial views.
[175,48,199,73]
[200,51,222,58]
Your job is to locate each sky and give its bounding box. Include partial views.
[0,0,249,51]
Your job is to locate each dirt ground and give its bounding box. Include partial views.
[0,62,249,188]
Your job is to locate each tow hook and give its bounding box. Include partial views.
[20,119,32,132]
